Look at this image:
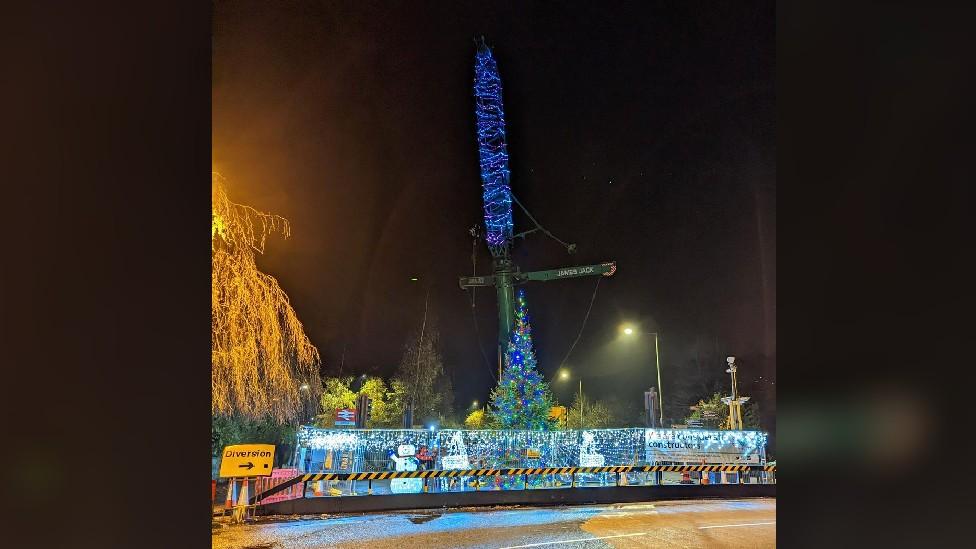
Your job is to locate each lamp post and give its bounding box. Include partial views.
[558,369,582,428]
[622,326,663,425]
[574,378,582,428]
[299,382,311,426]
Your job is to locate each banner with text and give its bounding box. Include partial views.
[644,429,766,464]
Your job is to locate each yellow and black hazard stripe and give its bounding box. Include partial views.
[294,464,774,482]
[641,465,759,473]
[301,473,338,482]
[255,463,775,504]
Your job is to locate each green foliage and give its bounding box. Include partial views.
[394,320,457,426]
[464,408,487,429]
[315,377,357,427]
[564,393,617,429]
[685,392,761,430]
[383,379,411,426]
[603,394,642,427]
[361,377,409,428]
[313,375,454,428]
[436,374,457,426]
[211,414,296,462]
[742,400,761,430]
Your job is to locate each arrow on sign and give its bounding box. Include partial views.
[238,462,255,470]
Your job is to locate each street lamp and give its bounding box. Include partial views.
[557,368,583,428]
[621,324,663,425]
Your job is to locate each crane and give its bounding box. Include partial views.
[459,38,617,375]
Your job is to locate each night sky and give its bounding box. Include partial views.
[213,1,775,422]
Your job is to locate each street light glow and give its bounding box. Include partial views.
[618,323,663,425]
[559,369,570,380]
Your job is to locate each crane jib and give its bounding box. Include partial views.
[459,262,616,289]
[521,263,617,282]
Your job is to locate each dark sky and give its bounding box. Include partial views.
[213,0,775,421]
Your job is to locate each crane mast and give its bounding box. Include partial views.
[463,39,616,370]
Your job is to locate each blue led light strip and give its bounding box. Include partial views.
[474,43,514,256]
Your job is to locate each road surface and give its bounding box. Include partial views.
[212,498,775,548]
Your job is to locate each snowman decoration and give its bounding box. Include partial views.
[389,444,424,494]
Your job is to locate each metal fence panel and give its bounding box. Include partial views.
[295,426,767,472]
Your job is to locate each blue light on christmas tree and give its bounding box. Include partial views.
[474,40,513,256]
[489,288,556,430]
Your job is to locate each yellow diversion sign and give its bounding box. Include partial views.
[219,444,275,478]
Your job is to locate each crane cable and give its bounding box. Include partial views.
[511,193,577,254]
[556,276,602,370]
[469,230,499,383]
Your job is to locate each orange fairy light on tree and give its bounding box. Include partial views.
[211,172,321,423]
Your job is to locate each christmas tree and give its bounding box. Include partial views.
[489,288,556,430]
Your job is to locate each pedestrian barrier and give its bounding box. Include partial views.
[249,463,776,504]
[254,468,303,504]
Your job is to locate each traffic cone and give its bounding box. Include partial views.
[237,478,249,506]
[232,478,250,524]
[225,478,236,509]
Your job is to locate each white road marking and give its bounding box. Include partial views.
[698,521,776,530]
[498,532,649,548]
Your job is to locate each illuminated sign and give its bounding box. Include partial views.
[219,444,275,478]
[335,408,356,426]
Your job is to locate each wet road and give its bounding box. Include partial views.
[212,498,775,548]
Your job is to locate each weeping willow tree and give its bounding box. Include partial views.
[212,173,321,424]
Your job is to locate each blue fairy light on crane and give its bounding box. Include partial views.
[474,39,513,255]
[460,38,617,376]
